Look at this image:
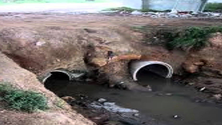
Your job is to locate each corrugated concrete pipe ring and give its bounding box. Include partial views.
[42,69,72,83]
[42,61,173,83]
[130,60,173,81]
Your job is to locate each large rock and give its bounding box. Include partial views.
[209,32,222,48]
[90,58,107,67]
[183,63,199,73]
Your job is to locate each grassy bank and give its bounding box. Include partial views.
[0,83,48,112]
[132,26,222,51]
[166,27,222,50]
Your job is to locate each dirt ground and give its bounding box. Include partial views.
[0,13,221,74]
[0,13,222,124]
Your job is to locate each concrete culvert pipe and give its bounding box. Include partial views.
[42,69,72,84]
[130,60,173,81]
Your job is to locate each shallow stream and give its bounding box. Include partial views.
[45,72,222,125]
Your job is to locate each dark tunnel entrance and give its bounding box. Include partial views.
[137,64,169,79]
[136,64,171,91]
[44,71,71,92]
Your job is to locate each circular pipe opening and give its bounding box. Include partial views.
[42,70,72,84]
[136,65,171,91]
[136,64,169,79]
[43,70,72,92]
[130,61,173,81]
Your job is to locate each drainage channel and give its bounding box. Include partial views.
[42,61,222,125]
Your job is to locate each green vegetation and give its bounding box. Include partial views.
[132,26,222,51]
[166,27,222,50]
[204,3,222,12]
[0,0,111,5]
[0,83,48,112]
[103,7,170,13]
[103,7,136,12]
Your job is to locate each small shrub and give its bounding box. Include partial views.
[0,83,48,112]
[132,25,222,50]
[166,27,222,50]
[0,83,12,92]
[204,3,222,12]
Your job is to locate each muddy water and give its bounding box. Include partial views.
[46,73,222,125]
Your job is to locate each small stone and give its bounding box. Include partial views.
[194,62,204,66]
[209,32,222,48]
[131,10,142,15]
[147,12,156,15]
[86,78,93,82]
[35,41,46,46]
[173,115,179,119]
[98,98,107,103]
[180,14,190,18]
[213,94,222,100]
[188,82,195,86]
[120,11,125,14]
[90,58,107,67]
[84,28,97,33]
[210,13,220,17]
[92,117,101,120]
[109,84,115,88]
[151,15,158,18]
[104,102,115,106]
[56,58,60,62]
[120,81,124,84]
[195,99,201,103]
[168,13,179,18]
[146,85,152,91]
[0,110,5,113]
[199,87,206,92]
[146,85,151,88]
[183,64,199,73]
[133,113,139,117]
[78,94,88,99]
[166,93,172,96]
[61,96,76,102]
[156,93,164,96]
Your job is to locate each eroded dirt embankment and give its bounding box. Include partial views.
[0,13,222,124]
[0,52,94,125]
